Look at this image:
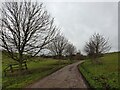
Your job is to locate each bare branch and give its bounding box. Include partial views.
[84,33,111,60]
[0,1,58,68]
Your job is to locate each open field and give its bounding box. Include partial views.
[2,52,73,89]
[79,52,119,89]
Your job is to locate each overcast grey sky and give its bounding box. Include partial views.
[0,1,118,54]
[43,2,118,54]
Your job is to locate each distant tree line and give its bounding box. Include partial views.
[47,33,79,60]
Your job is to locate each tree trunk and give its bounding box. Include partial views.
[19,62,23,74]
[19,53,23,74]
[58,54,61,59]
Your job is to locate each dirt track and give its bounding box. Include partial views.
[27,61,88,88]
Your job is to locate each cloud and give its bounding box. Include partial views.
[44,2,118,54]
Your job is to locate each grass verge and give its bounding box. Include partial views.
[2,54,73,89]
[78,52,119,89]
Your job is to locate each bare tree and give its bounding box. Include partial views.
[0,1,58,71]
[75,50,81,60]
[84,33,111,62]
[48,34,68,58]
[65,43,76,60]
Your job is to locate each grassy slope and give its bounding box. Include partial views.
[79,52,119,89]
[2,52,73,88]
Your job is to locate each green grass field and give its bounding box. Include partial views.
[79,52,119,89]
[1,52,73,89]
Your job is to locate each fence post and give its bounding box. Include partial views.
[10,65,13,73]
[4,70,6,77]
[24,62,28,70]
